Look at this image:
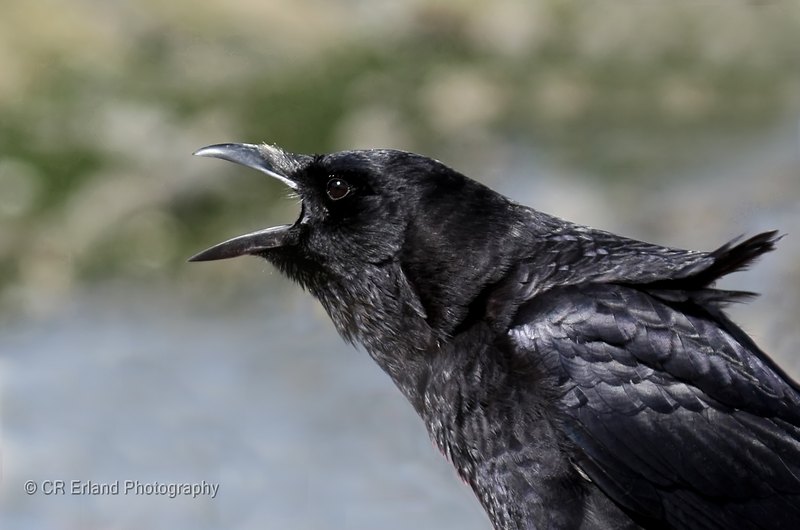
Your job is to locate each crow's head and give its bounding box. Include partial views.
[191,143,526,341]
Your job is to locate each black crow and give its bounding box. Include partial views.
[190,143,800,529]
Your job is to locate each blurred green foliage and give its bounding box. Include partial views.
[1,0,798,313]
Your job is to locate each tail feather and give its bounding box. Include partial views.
[691,230,782,287]
[639,231,782,303]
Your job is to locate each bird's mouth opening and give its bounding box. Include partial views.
[188,143,302,262]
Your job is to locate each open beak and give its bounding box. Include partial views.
[188,143,305,262]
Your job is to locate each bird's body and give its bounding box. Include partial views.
[191,144,800,529]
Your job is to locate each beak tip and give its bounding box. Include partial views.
[193,144,239,159]
[187,244,238,262]
[187,250,214,262]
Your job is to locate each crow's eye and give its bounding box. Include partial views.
[326,177,352,201]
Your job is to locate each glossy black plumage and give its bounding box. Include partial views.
[192,144,800,529]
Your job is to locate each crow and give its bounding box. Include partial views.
[190,143,800,529]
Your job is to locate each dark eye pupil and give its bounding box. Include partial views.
[326,178,351,200]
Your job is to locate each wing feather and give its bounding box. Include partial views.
[509,283,800,529]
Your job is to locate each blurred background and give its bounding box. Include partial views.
[1,1,799,528]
